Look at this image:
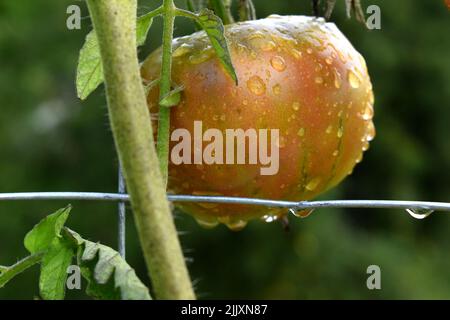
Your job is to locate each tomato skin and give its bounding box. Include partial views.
[142,15,375,229]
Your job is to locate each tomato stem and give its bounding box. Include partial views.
[175,8,198,19]
[157,0,176,186]
[85,0,195,300]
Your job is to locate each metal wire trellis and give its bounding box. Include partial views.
[3,192,450,211]
[1,169,450,256]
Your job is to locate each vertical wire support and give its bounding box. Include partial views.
[118,165,126,258]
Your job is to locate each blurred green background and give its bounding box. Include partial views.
[1,0,449,299]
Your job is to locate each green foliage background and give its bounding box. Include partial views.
[0,0,449,299]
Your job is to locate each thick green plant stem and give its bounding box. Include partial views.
[85,0,195,300]
[157,0,176,185]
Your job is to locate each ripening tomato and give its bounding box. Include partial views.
[141,15,375,230]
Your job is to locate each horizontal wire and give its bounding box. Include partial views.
[0,192,450,212]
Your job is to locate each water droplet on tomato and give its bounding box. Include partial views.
[292,101,300,111]
[195,217,219,228]
[291,48,302,59]
[315,76,324,84]
[334,70,342,89]
[361,104,374,120]
[338,51,347,64]
[272,84,281,95]
[362,140,369,151]
[226,219,248,231]
[348,70,361,89]
[247,31,264,40]
[337,127,344,138]
[306,177,321,191]
[237,43,247,54]
[172,43,193,57]
[368,90,375,104]
[365,121,376,141]
[259,40,277,52]
[270,55,286,71]
[247,76,266,95]
[189,51,212,64]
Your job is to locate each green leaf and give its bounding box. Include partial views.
[0,253,43,288]
[2,206,150,300]
[207,0,231,24]
[76,29,103,100]
[77,241,121,299]
[24,205,71,254]
[81,241,151,300]
[22,205,75,300]
[2,206,71,292]
[39,238,74,300]
[76,14,154,100]
[159,85,184,108]
[65,229,151,300]
[136,13,155,46]
[196,8,238,84]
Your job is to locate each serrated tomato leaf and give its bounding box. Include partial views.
[2,206,150,300]
[196,8,238,84]
[65,229,151,300]
[136,13,154,45]
[39,238,74,300]
[24,205,71,254]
